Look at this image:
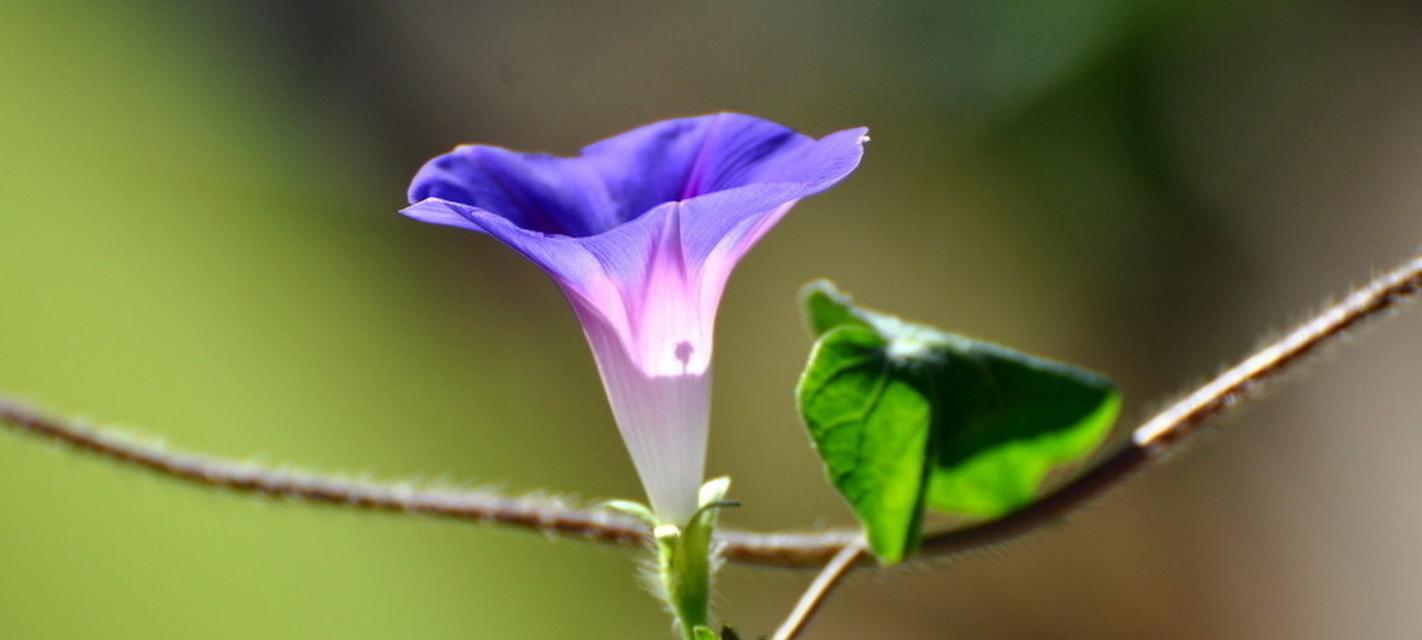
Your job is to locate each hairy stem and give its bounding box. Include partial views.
[2,253,1419,568]
[0,402,647,545]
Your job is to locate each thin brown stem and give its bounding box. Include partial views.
[772,540,866,640]
[0,401,648,546]
[2,254,1419,568]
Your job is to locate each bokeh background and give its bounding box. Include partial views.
[3,2,1421,638]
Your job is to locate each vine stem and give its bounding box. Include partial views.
[1,253,1420,569]
[772,540,866,640]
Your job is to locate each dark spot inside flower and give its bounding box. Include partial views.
[675,341,694,367]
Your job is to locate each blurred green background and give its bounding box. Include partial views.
[2,2,1420,638]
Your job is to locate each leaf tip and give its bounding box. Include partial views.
[799,279,867,337]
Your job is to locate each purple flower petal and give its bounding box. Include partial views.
[407,145,620,236]
[402,113,867,522]
[581,113,807,212]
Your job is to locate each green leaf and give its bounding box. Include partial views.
[800,279,873,336]
[692,626,718,640]
[797,325,934,563]
[922,339,1120,517]
[796,281,1120,562]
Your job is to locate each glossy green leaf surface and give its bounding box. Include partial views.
[796,281,1120,562]
[797,325,935,563]
[922,339,1120,517]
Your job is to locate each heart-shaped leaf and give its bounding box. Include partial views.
[796,281,1120,562]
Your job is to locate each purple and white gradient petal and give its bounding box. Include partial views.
[402,113,867,523]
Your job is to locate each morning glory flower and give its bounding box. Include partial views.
[403,113,867,523]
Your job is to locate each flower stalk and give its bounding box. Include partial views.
[653,477,733,638]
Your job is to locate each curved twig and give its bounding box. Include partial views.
[2,254,1419,568]
[773,540,866,640]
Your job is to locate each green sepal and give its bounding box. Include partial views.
[599,499,658,528]
[658,477,734,639]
